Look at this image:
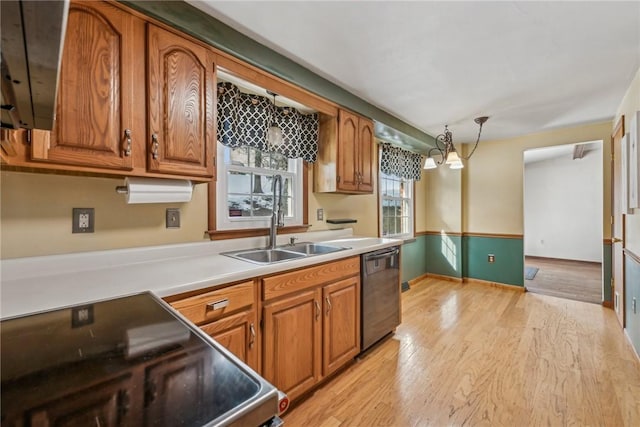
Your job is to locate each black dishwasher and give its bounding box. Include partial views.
[361,246,401,351]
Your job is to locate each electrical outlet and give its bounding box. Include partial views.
[72,208,94,233]
[317,208,324,221]
[488,254,495,263]
[166,208,180,228]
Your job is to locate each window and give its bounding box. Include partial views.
[216,143,304,230]
[379,171,414,238]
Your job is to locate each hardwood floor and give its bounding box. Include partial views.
[525,256,602,304]
[283,278,640,426]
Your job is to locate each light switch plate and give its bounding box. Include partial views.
[72,208,94,233]
[166,208,180,228]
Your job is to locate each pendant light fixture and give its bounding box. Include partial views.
[266,90,284,147]
[424,116,489,170]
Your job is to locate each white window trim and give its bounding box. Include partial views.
[379,172,414,239]
[216,142,304,231]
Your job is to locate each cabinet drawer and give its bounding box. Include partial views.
[170,281,254,325]
[262,256,359,301]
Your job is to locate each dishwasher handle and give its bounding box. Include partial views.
[364,247,399,261]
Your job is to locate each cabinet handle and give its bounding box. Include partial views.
[249,322,256,348]
[325,296,332,316]
[145,379,157,403]
[314,300,320,321]
[206,298,229,311]
[118,389,131,420]
[123,129,132,157]
[151,133,159,160]
[336,175,340,183]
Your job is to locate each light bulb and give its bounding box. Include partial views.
[423,157,437,169]
[267,125,283,147]
[445,150,461,164]
[449,160,464,169]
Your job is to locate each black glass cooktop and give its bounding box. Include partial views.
[1,292,275,427]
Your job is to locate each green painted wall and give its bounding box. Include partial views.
[401,236,429,284]
[625,254,640,356]
[425,234,463,279]
[463,236,524,287]
[603,243,612,302]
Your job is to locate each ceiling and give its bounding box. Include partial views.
[188,1,640,144]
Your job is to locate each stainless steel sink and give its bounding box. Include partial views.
[222,242,350,265]
[226,249,306,264]
[286,243,348,255]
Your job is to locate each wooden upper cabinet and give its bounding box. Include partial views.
[315,109,374,194]
[30,1,143,170]
[357,118,374,192]
[337,110,359,192]
[147,24,215,179]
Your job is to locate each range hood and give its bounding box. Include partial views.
[0,0,68,130]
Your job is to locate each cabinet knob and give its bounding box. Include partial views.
[151,133,159,160]
[123,129,132,157]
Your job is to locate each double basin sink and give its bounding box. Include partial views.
[223,242,350,265]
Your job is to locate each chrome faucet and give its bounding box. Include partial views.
[269,174,284,249]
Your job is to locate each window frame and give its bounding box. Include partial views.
[378,170,415,240]
[214,142,304,231]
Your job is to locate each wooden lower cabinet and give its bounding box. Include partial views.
[166,280,259,373]
[144,350,213,426]
[322,276,361,377]
[200,309,258,371]
[262,289,322,401]
[25,374,135,427]
[261,257,361,401]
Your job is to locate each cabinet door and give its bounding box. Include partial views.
[200,309,258,372]
[357,118,374,192]
[147,24,215,178]
[144,350,212,426]
[27,374,135,427]
[336,109,359,192]
[263,289,322,400]
[31,2,141,170]
[322,276,361,376]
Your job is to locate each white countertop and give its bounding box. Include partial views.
[0,229,401,319]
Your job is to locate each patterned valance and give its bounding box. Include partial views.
[380,143,423,181]
[217,82,319,162]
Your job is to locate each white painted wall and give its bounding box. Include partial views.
[524,145,603,262]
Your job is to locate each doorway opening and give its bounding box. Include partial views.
[523,141,604,304]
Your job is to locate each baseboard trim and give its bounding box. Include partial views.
[603,300,614,309]
[463,277,526,292]
[425,273,463,283]
[624,329,640,363]
[408,273,430,286]
[525,255,602,267]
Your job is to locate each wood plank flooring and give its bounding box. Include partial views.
[283,278,640,426]
[525,256,602,304]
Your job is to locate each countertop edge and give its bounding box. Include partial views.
[1,236,402,319]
